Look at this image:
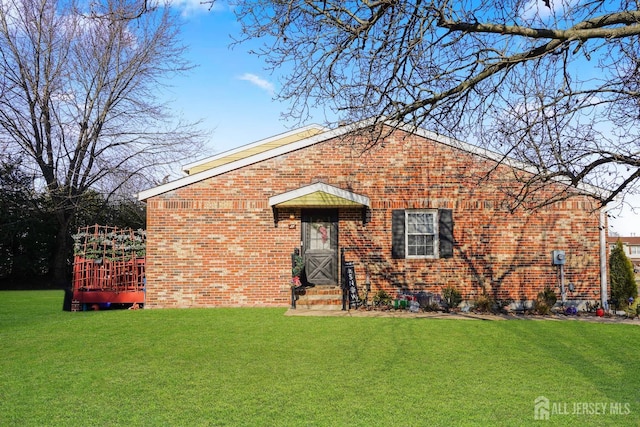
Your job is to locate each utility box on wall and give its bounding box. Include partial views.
[551,250,566,265]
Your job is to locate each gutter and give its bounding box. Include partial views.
[600,208,609,310]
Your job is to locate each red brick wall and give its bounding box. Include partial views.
[145,128,602,308]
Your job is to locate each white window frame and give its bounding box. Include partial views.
[405,209,439,259]
[629,245,640,256]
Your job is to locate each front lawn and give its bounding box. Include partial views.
[0,291,638,426]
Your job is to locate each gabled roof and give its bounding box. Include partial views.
[138,119,605,202]
[269,182,370,208]
[607,236,640,245]
[181,124,328,175]
[139,121,364,201]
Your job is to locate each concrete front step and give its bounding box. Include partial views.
[295,286,343,310]
[294,301,344,310]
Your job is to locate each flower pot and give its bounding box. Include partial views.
[596,308,604,317]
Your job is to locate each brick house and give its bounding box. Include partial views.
[138,121,605,309]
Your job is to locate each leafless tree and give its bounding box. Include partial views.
[0,0,206,283]
[232,0,640,209]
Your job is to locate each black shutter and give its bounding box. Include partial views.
[391,210,405,259]
[438,209,454,259]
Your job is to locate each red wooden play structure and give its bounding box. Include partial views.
[71,225,146,310]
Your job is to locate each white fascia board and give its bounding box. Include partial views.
[181,124,330,174]
[268,182,370,207]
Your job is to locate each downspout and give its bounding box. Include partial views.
[599,208,609,310]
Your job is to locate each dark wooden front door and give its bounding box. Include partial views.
[302,209,338,285]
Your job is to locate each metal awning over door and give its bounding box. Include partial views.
[268,182,370,226]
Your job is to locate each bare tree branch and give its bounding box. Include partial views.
[233,0,640,209]
[0,0,207,281]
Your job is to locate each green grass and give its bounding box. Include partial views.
[1,291,639,426]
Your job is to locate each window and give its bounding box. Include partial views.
[392,209,454,259]
[309,221,332,250]
[630,245,640,256]
[406,210,437,257]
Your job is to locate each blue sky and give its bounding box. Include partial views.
[165,2,639,236]
[165,2,317,154]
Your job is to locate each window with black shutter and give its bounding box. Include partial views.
[392,209,454,259]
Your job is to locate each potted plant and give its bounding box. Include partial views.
[372,290,393,310]
[291,254,304,289]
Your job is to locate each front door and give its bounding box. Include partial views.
[301,209,338,285]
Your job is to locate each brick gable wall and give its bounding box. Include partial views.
[145,128,602,308]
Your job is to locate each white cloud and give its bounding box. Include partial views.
[169,0,224,17]
[520,0,580,21]
[237,73,275,95]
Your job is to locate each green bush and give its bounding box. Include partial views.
[610,240,638,309]
[473,295,496,313]
[533,299,552,315]
[533,287,557,315]
[441,286,462,312]
[373,289,392,307]
[539,287,557,306]
[423,302,441,312]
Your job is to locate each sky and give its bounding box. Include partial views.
[163,1,639,237]
[164,2,313,154]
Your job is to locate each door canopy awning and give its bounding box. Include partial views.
[269,182,370,226]
[269,182,370,208]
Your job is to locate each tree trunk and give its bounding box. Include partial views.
[51,212,73,287]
